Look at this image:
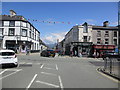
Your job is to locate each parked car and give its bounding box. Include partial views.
[0,49,18,68]
[41,50,55,57]
[102,51,118,60]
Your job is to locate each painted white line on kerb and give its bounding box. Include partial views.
[55,64,58,70]
[0,69,22,80]
[40,64,44,68]
[0,69,7,75]
[26,74,38,89]
[36,80,59,88]
[41,72,57,76]
[58,75,64,90]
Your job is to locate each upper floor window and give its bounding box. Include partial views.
[0,28,3,36]
[9,21,15,27]
[83,36,87,42]
[105,31,109,37]
[97,31,101,37]
[83,23,88,33]
[114,31,117,37]
[97,38,101,44]
[105,39,109,44]
[22,29,27,37]
[9,28,15,36]
[113,39,117,45]
[29,31,31,38]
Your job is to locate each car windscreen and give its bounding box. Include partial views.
[0,52,15,56]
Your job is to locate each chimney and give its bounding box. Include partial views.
[103,21,109,27]
[10,10,17,16]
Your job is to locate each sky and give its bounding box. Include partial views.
[2,2,118,44]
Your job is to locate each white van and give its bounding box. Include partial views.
[0,49,18,67]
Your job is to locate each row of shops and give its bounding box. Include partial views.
[64,42,116,58]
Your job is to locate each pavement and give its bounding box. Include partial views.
[0,53,119,89]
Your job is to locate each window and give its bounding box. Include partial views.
[114,31,117,37]
[9,28,15,36]
[97,31,101,37]
[97,38,101,44]
[22,29,27,37]
[9,21,15,27]
[0,21,3,27]
[105,39,109,44]
[29,31,31,38]
[83,24,88,33]
[113,39,117,45]
[83,36,87,42]
[105,31,109,37]
[0,28,3,36]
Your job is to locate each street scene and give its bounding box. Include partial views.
[0,1,120,90]
[0,54,119,89]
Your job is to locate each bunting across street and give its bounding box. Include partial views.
[27,18,71,24]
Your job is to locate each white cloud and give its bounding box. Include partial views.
[110,21,118,26]
[82,19,96,25]
[41,32,67,44]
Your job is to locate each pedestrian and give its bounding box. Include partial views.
[79,51,82,57]
[26,48,30,55]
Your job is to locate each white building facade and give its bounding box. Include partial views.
[0,10,40,53]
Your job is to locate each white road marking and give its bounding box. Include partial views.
[0,69,22,80]
[26,74,38,89]
[36,80,59,88]
[26,63,32,64]
[55,64,58,70]
[41,72,57,76]
[0,69,7,75]
[19,62,26,64]
[44,67,56,70]
[58,75,64,90]
[40,64,44,68]
[6,69,22,71]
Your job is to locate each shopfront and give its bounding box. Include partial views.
[91,45,115,58]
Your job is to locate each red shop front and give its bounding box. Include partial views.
[91,45,115,58]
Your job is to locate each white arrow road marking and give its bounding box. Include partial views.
[0,69,22,80]
[55,64,58,70]
[40,64,44,68]
[26,74,38,89]
[58,75,64,90]
[0,69,7,75]
[36,80,59,88]
[41,72,57,76]
[44,67,56,70]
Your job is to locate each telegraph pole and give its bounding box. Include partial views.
[118,1,120,54]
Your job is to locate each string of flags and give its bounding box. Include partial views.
[3,14,71,24]
[27,19,71,24]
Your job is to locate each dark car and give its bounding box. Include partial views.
[102,51,118,60]
[41,50,55,57]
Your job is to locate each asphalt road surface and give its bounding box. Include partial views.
[0,54,119,90]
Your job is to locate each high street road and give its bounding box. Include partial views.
[0,53,119,90]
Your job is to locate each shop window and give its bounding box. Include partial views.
[8,28,15,36]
